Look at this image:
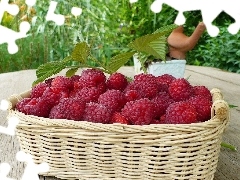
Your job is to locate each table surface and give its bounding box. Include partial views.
[0,66,239,180]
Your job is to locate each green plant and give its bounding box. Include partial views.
[33,24,177,85]
[187,25,240,73]
[128,24,178,72]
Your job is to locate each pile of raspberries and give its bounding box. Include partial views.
[16,68,212,125]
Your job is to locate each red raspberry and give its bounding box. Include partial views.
[51,76,74,93]
[165,101,197,124]
[156,74,176,92]
[15,98,32,114]
[121,98,155,125]
[98,89,126,112]
[168,78,193,101]
[151,92,175,118]
[111,112,130,124]
[19,98,51,117]
[128,80,159,99]
[75,77,106,94]
[139,81,159,99]
[49,98,85,120]
[188,95,212,122]
[70,87,101,103]
[81,68,106,84]
[41,87,68,108]
[83,102,112,124]
[70,75,81,82]
[193,86,212,101]
[124,89,140,102]
[123,81,136,92]
[106,72,128,91]
[30,82,48,98]
[134,73,156,82]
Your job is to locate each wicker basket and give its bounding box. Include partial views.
[8,88,229,180]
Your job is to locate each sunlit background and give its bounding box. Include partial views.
[0,0,239,74]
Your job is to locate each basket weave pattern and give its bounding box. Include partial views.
[8,88,229,180]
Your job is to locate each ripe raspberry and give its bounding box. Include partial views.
[168,78,193,101]
[75,76,107,94]
[124,89,140,102]
[83,102,112,124]
[51,76,74,93]
[70,87,101,103]
[70,75,81,82]
[165,101,197,124]
[81,68,106,84]
[98,89,126,112]
[30,82,48,98]
[193,86,212,101]
[106,72,128,91]
[188,95,212,122]
[111,112,130,124]
[15,98,32,114]
[41,87,68,108]
[49,98,86,121]
[127,80,159,99]
[138,80,159,99]
[19,98,51,117]
[134,73,156,83]
[156,74,176,92]
[121,98,155,125]
[151,92,175,118]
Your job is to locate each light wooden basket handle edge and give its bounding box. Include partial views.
[211,88,230,121]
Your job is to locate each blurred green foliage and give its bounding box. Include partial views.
[0,0,239,73]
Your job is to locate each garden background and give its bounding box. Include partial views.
[1,0,240,74]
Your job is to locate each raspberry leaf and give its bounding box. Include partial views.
[128,24,177,58]
[148,36,167,60]
[107,51,136,72]
[66,68,79,77]
[33,57,71,86]
[71,42,90,63]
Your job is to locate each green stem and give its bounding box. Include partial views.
[221,142,237,151]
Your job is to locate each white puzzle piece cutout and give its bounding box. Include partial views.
[25,0,37,7]
[0,163,15,180]
[0,0,83,54]
[129,0,138,3]
[16,151,49,180]
[0,116,19,136]
[71,7,82,17]
[0,99,10,111]
[46,1,65,26]
[150,0,240,37]
[0,0,32,54]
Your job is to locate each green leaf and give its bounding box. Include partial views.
[128,24,178,60]
[148,36,167,60]
[33,61,67,86]
[65,68,79,77]
[153,24,178,34]
[107,51,136,72]
[71,42,90,63]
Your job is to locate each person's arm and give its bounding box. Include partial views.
[186,22,206,50]
[167,22,206,51]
